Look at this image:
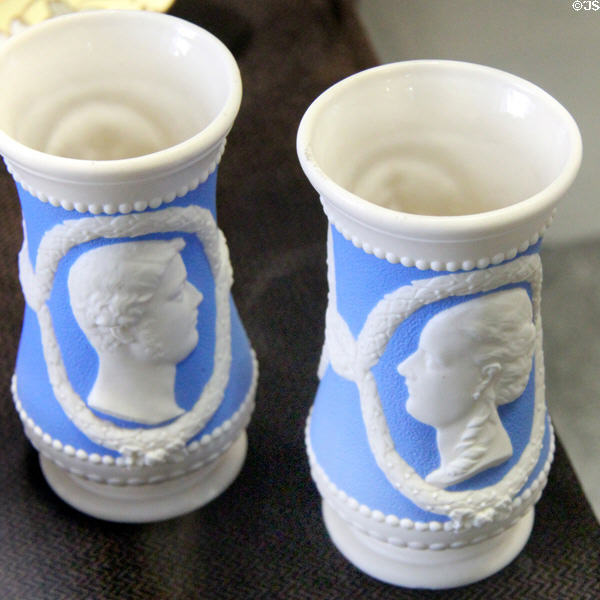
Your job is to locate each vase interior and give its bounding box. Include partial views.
[0,12,236,161]
[306,63,577,217]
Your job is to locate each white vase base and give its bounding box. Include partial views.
[322,500,534,589]
[39,432,248,523]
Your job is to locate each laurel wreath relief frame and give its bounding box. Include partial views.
[320,230,547,525]
[18,205,233,466]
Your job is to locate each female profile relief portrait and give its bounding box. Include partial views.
[68,238,204,425]
[397,288,536,488]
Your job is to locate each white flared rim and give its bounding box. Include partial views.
[0,10,242,183]
[297,60,582,242]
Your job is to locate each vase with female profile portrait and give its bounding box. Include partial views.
[297,60,581,588]
[0,11,257,522]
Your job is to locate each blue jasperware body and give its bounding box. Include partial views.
[14,171,256,462]
[308,225,552,525]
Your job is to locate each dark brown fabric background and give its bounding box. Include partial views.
[0,1,598,598]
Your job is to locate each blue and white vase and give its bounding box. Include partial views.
[297,61,581,588]
[0,11,257,522]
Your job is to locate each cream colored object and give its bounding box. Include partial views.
[0,0,174,37]
[297,60,581,588]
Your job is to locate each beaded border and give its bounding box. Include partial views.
[322,202,554,272]
[11,350,258,485]
[4,140,225,215]
[306,412,554,548]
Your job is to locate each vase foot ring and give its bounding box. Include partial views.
[40,432,248,523]
[322,500,534,589]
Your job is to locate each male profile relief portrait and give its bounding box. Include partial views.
[68,238,204,425]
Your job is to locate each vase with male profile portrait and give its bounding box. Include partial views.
[0,10,257,522]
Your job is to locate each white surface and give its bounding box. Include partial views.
[297,60,581,271]
[68,239,202,425]
[323,501,535,589]
[357,0,597,246]
[397,289,535,488]
[40,433,248,522]
[0,10,241,213]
